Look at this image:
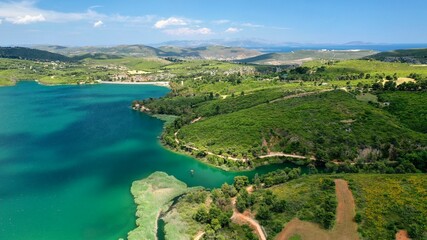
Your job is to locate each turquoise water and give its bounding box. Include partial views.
[0,82,299,240]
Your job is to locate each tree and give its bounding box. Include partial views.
[256,205,271,220]
[272,199,287,213]
[354,212,362,223]
[194,206,209,223]
[221,183,237,197]
[233,176,249,191]
[253,173,261,189]
[236,189,249,212]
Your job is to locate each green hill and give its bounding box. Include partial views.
[0,47,71,62]
[158,45,261,60]
[177,90,426,168]
[365,48,427,64]
[238,50,377,65]
[32,44,261,60]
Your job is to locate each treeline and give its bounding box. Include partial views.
[372,79,427,91]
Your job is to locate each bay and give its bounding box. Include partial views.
[0,81,297,240]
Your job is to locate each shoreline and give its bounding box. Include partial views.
[100,81,170,88]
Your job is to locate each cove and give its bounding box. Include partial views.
[0,81,303,240]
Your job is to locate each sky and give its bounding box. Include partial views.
[0,0,427,46]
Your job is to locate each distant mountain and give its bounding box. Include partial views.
[364,48,427,64]
[238,49,377,65]
[0,47,71,62]
[31,44,261,60]
[155,39,291,48]
[157,45,261,60]
[343,41,375,45]
[34,44,160,57]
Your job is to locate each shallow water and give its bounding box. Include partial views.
[0,81,301,240]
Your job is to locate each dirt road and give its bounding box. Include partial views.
[276,179,359,240]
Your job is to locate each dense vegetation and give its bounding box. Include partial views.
[135,171,426,240]
[365,48,427,64]
[237,50,377,65]
[128,57,427,172]
[0,47,72,62]
[346,174,427,239]
[261,176,337,236]
[378,91,427,133]
[34,44,261,60]
[178,91,426,171]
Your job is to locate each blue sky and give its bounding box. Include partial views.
[0,0,426,46]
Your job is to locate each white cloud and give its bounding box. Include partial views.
[0,1,153,25]
[93,20,103,27]
[242,22,264,28]
[225,27,241,33]
[0,1,102,24]
[0,19,2,24]
[9,14,45,24]
[163,27,212,36]
[154,17,187,29]
[213,19,230,24]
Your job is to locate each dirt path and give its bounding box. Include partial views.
[230,186,267,240]
[270,89,333,103]
[276,179,358,240]
[232,210,267,240]
[259,152,315,161]
[174,129,180,144]
[193,231,205,240]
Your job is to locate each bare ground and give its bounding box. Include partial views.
[275,179,359,240]
[231,186,267,240]
[395,230,410,240]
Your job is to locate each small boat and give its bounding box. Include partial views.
[190,169,195,176]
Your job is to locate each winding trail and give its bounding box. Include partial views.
[276,179,358,240]
[231,186,267,240]
[259,152,315,160]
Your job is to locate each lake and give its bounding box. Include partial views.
[0,82,298,240]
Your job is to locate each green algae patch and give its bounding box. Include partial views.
[127,172,190,240]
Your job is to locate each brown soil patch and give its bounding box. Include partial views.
[275,179,359,240]
[231,188,267,240]
[396,78,415,86]
[395,230,410,240]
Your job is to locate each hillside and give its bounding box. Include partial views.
[178,91,426,165]
[33,44,160,57]
[158,45,261,60]
[365,48,427,64]
[131,59,427,171]
[32,44,261,60]
[0,47,71,62]
[238,50,377,65]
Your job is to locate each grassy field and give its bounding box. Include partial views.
[127,172,192,240]
[304,60,427,79]
[345,174,427,239]
[260,176,338,237]
[365,48,427,64]
[83,57,171,71]
[238,50,377,65]
[378,91,427,133]
[262,174,427,240]
[0,58,112,85]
